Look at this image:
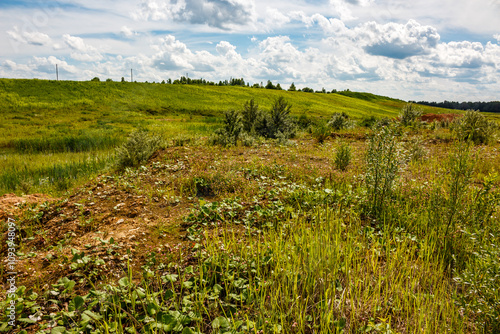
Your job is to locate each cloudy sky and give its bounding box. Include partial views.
[1,0,500,101]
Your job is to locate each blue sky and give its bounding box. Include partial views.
[1,0,499,101]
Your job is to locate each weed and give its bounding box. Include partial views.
[328,112,351,130]
[452,109,498,144]
[334,141,352,171]
[115,130,162,169]
[364,124,405,217]
[312,122,331,144]
[400,103,422,127]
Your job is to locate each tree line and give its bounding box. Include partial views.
[105,75,340,94]
[413,100,500,113]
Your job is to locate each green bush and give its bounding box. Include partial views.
[210,110,243,147]
[313,122,330,144]
[255,97,296,139]
[359,115,378,128]
[399,103,422,126]
[115,130,162,169]
[364,124,404,217]
[334,142,351,171]
[241,99,261,133]
[452,109,498,144]
[454,242,500,333]
[327,112,350,130]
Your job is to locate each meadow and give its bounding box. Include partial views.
[0,78,447,195]
[0,79,499,334]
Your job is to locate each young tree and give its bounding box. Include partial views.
[242,99,260,133]
[265,80,275,89]
[288,82,297,91]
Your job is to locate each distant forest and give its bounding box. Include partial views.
[412,100,500,113]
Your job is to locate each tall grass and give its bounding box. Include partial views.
[4,132,121,153]
[0,151,113,194]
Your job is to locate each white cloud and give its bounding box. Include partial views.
[264,7,290,29]
[7,27,51,46]
[494,34,500,43]
[63,34,103,62]
[135,0,256,29]
[2,56,77,79]
[353,20,440,59]
[121,26,135,38]
[151,35,217,72]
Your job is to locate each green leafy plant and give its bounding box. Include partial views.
[399,103,422,126]
[115,130,162,169]
[313,122,330,144]
[334,141,352,171]
[364,124,405,217]
[452,109,498,144]
[328,112,351,130]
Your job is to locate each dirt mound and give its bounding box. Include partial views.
[421,113,462,123]
[0,193,53,221]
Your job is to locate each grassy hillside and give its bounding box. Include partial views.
[0,79,499,333]
[0,78,456,195]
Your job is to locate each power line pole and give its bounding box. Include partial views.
[131,69,133,82]
[56,64,59,81]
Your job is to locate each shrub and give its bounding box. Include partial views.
[115,130,162,169]
[405,137,428,162]
[327,112,350,130]
[210,110,243,146]
[334,142,351,171]
[313,122,330,144]
[373,117,392,129]
[452,109,498,144]
[364,124,405,217]
[255,97,296,139]
[454,243,500,333]
[399,103,422,126]
[359,115,378,128]
[241,99,261,133]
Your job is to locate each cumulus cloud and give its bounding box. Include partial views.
[2,56,77,78]
[121,26,135,38]
[151,35,216,71]
[135,0,255,29]
[7,27,51,46]
[494,34,500,43]
[63,34,103,62]
[356,20,440,59]
[263,7,290,29]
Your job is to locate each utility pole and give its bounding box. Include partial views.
[131,69,133,82]
[56,64,59,81]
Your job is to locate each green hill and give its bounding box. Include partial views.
[0,78,454,195]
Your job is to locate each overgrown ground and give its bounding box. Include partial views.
[1,123,499,333]
[0,78,452,195]
[1,79,499,333]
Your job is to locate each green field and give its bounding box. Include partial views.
[0,78,451,195]
[1,79,499,333]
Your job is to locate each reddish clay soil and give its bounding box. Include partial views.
[420,113,462,122]
[0,193,53,221]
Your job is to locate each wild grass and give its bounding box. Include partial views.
[1,79,499,333]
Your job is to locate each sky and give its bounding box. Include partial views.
[1,0,500,102]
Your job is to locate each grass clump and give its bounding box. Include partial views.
[312,122,330,144]
[364,123,405,217]
[334,141,352,171]
[399,102,423,126]
[210,97,296,146]
[453,109,498,144]
[210,110,243,146]
[115,130,162,169]
[328,112,351,130]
